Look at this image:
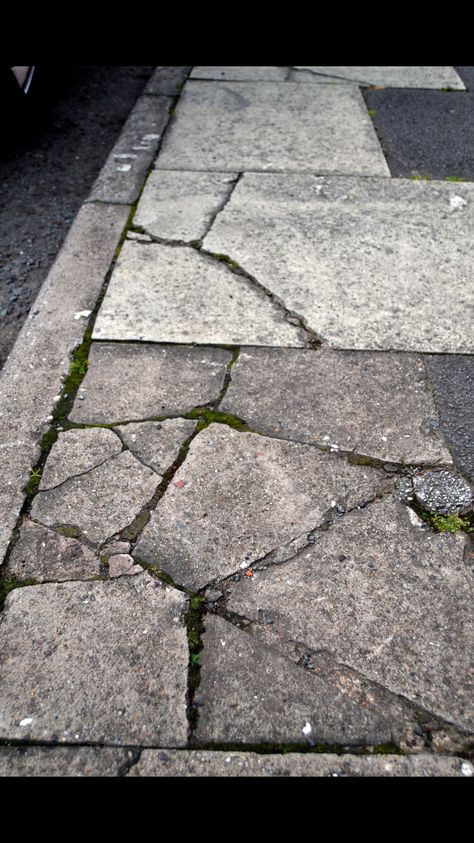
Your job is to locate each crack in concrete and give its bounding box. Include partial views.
[37,437,125,493]
[200,173,243,240]
[288,66,375,88]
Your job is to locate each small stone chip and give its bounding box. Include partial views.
[108,554,144,578]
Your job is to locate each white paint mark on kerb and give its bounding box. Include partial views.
[302,722,312,736]
[142,134,160,141]
[450,195,467,211]
[113,153,137,160]
[19,717,33,727]
[116,164,132,173]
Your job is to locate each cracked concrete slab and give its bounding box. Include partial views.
[7,517,101,582]
[0,574,188,745]
[93,241,306,346]
[134,423,385,590]
[39,428,122,490]
[221,347,452,464]
[190,67,289,82]
[0,746,134,776]
[290,66,465,90]
[225,498,473,731]
[156,81,389,176]
[69,343,232,424]
[204,173,474,353]
[134,170,239,241]
[30,451,158,546]
[114,418,196,475]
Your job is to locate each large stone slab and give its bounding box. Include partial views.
[39,428,122,490]
[30,451,158,546]
[226,498,473,731]
[114,418,196,475]
[290,66,465,90]
[204,173,474,353]
[0,746,133,777]
[135,424,385,590]
[7,517,101,582]
[190,67,289,82]
[156,81,389,176]
[93,242,305,346]
[69,343,232,424]
[221,347,452,464]
[0,575,189,745]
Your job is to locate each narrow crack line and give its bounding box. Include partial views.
[35,449,123,494]
[288,66,375,88]
[25,517,100,552]
[212,347,241,409]
[201,172,243,240]
[117,748,142,777]
[110,427,165,477]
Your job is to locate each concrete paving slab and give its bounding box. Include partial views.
[128,749,473,777]
[226,498,473,731]
[39,428,122,490]
[93,242,306,346]
[0,746,134,777]
[290,66,465,90]
[221,347,452,464]
[134,170,239,241]
[204,173,474,353]
[0,575,188,745]
[30,451,158,546]
[7,517,101,582]
[135,424,385,591]
[190,67,288,81]
[69,343,232,424]
[156,81,390,176]
[114,418,196,475]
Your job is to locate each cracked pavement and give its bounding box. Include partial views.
[0,66,473,777]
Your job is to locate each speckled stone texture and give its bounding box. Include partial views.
[289,66,465,89]
[0,746,134,777]
[113,418,196,476]
[7,517,101,582]
[39,428,122,490]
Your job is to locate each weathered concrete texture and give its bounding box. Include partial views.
[108,554,144,578]
[128,749,473,777]
[86,95,173,204]
[0,746,134,777]
[114,418,196,475]
[221,347,452,464]
[156,81,389,176]
[226,498,473,731]
[190,67,289,82]
[204,173,474,353]
[290,66,465,90]
[134,170,239,241]
[412,469,473,513]
[39,428,122,490]
[7,517,101,582]
[0,202,129,565]
[144,66,191,96]
[195,616,393,745]
[69,343,232,424]
[0,575,189,745]
[135,424,385,590]
[30,451,158,546]
[426,355,474,483]
[93,242,306,346]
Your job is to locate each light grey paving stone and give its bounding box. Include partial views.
[69,343,232,424]
[128,749,473,777]
[114,418,196,475]
[101,539,131,557]
[134,170,239,241]
[204,173,474,353]
[93,242,305,346]
[0,746,134,777]
[7,517,101,582]
[156,81,389,176]
[190,67,289,81]
[135,424,385,591]
[226,498,473,731]
[30,451,158,547]
[195,616,393,745]
[144,66,191,96]
[39,428,122,490]
[221,347,452,465]
[108,554,144,577]
[290,66,466,90]
[0,575,189,745]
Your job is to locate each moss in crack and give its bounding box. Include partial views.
[423,512,471,534]
[185,594,206,737]
[0,577,37,610]
[209,252,240,270]
[185,407,251,433]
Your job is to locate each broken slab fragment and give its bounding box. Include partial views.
[69,343,232,424]
[289,66,465,90]
[39,428,122,490]
[226,498,473,732]
[0,575,189,745]
[412,468,473,514]
[7,517,101,582]
[108,554,144,578]
[0,746,134,777]
[114,418,196,475]
[135,423,385,590]
[221,347,452,465]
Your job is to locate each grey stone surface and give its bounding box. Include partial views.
[190,67,289,82]
[221,347,452,464]
[195,616,394,745]
[204,173,474,353]
[0,746,133,777]
[0,575,189,745]
[290,67,465,90]
[134,170,239,241]
[0,202,129,565]
[87,95,173,204]
[108,554,144,577]
[39,428,122,490]
[128,749,473,777]
[412,469,473,513]
[156,81,389,176]
[426,355,474,483]
[93,242,306,346]
[135,424,385,590]
[226,498,473,731]
[101,540,131,558]
[30,451,158,546]
[144,66,191,96]
[69,343,232,424]
[114,418,196,475]
[7,517,101,582]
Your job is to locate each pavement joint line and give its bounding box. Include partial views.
[288,67,375,88]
